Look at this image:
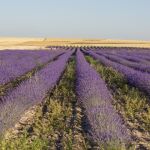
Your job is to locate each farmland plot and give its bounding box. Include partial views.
[0,47,150,150]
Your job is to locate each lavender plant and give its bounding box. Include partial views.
[0,50,64,84]
[76,49,130,148]
[87,51,150,96]
[0,51,73,134]
[96,51,150,73]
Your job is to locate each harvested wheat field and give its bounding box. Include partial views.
[1,38,150,50]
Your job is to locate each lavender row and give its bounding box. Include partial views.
[100,48,150,61]
[87,51,150,96]
[0,50,64,85]
[95,47,150,62]
[87,47,150,64]
[115,51,150,62]
[96,51,150,73]
[96,50,150,64]
[115,53,149,64]
[94,47,150,55]
[0,50,65,67]
[0,50,53,62]
[76,50,130,146]
[0,50,73,133]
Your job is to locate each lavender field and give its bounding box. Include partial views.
[0,47,150,150]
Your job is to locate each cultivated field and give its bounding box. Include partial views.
[1,37,150,50]
[0,46,150,149]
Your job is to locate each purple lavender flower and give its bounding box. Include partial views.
[87,51,150,96]
[76,49,130,146]
[96,51,150,73]
[0,50,64,85]
[0,50,73,134]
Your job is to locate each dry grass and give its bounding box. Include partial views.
[0,37,150,50]
[0,37,44,50]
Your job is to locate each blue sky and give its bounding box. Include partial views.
[0,0,150,40]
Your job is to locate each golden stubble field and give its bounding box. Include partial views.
[0,37,150,50]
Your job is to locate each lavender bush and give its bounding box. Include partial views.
[96,51,150,73]
[116,53,149,64]
[87,51,150,96]
[0,50,64,85]
[96,50,149,64]
[76,49,130,148]
[0,50,73,134]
